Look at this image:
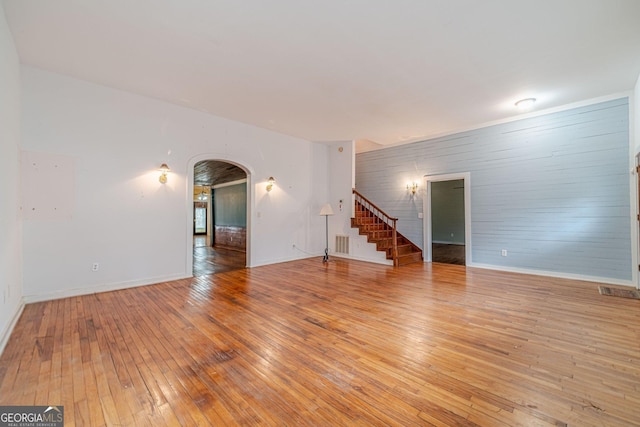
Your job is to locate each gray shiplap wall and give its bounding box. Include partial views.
[356,98,631,281]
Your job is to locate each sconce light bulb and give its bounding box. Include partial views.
[407,182,418,194]
[266,176,275,192]
[158,163,170,184]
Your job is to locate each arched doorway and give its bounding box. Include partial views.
[188,158,251,276]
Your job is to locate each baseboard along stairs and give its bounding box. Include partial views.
[351,189,423,266]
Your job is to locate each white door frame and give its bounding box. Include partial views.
[423,172,472,264]
[635,153,640,289]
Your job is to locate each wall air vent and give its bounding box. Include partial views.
[335,235,349,254]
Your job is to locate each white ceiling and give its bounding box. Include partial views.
[4,0,640,152]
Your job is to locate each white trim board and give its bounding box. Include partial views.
[22,273,191,304]
[423,172,472,264]
[468,262,635,288]
[0,301,25,357]
[331,252,394,266]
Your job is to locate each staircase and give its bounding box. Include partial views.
[351,189,423,266]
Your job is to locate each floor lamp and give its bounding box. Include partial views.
[319,203,334,262]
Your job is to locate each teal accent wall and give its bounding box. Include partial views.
[214,183,247,227]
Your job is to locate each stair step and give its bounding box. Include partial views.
[397,244,416,255]
[376,240,393,250]
[396,252,423,266]
[352,219,383,226]
[385,244,415,256]
[355,215,376,220]
[356,225,385,233]
[367,231,393,239]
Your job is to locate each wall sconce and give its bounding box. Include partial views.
[266,176,275,192]
[159,163,170,184]
[407,182,418,194]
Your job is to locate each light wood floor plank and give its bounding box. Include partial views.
[1,259,640,426]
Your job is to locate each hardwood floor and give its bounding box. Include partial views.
[193,235,245,276]
[432,243,465,265]
[1,259,639,426]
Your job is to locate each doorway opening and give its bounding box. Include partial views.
[423,173,471,265]
[191,159,249,276]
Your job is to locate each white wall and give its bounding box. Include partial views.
[21,66,329,301]
[326,140,390,264]
[328,141,355,240]
[0,4,23,352]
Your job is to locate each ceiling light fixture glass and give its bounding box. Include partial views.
[515,98,536,109]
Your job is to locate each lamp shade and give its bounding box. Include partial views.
[319,203,334,216]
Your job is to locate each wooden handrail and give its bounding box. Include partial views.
[352,189,399,266]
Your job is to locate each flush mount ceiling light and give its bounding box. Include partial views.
[515,98,536,109]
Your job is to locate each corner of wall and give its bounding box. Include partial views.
[328,141,355,252]
[0,3,24,356]
[0,302,25,356]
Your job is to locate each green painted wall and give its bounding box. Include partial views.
[214,183,247,227]
[431,179,465,244]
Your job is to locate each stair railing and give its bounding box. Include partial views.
[352,189,399,266]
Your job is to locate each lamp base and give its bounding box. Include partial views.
[323,248,329,263]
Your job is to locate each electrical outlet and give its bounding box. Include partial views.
[501,249,507,257]
[92,262,99,271]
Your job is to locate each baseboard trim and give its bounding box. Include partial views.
[250,254,318,268]
[23,273,193,304]
[331,253,394,265]
[467,262,635,287]
[0,300,25,357]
